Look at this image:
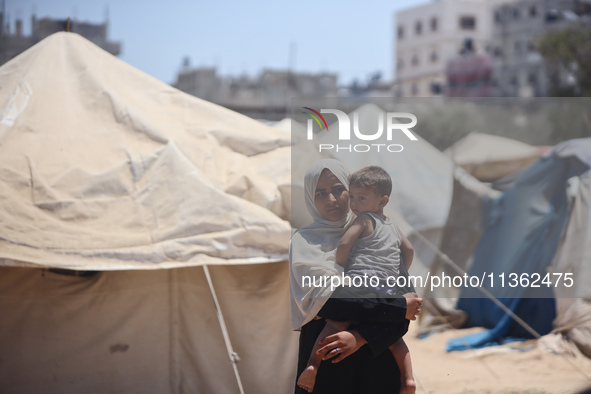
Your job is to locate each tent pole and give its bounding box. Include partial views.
[203,264,246,394]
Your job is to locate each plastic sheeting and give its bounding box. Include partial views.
[450,139,591,350]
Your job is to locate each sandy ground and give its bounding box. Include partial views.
[405,323,591,394]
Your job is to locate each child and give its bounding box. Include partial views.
[297,166,420,394]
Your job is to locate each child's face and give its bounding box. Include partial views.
[349,185,387,216]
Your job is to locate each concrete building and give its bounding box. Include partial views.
[174,66,338,120]
[446,39,494,97]
[0,14,121,66]
[394,0,510,97]
[489,0,591,97]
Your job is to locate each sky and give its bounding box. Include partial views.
[4,0,428,85]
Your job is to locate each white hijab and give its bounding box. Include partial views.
[289,159,354,329]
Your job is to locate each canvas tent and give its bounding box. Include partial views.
[0,32,298,393]
[417,166,500,335]
[448,138,591,355]
[550,168,591,357]
[444,132,543,183]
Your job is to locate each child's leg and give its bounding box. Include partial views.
[297,319,351,393]
[389,338,416,394]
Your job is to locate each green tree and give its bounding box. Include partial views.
[536,23,591,97]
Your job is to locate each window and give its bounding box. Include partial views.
[528,72,537,84]
[546,9,560,23]
[430,50,438,63]
[430,17,438,31]
[494,11,501,24]
[411,83,418,96]
[529,5,537,17]
[411,54,419,66]
[398,26,404,39]
[514,40,521,55]
[397,58,404,70]
[430,81,442,95]
[415,21,422,35]
[459,15,476,30]
[513,7,521,19]
[527,40,536,52]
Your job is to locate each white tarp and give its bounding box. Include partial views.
[0,32,292,270]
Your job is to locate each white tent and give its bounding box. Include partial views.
[269,117,293,132]
[418,167,500,335]
[0,32,298,393]
[548,167,591,357]
[444,132,543,182]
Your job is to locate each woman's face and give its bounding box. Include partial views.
[314,169,349,221]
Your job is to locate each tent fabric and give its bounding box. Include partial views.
[431,167,501,278]
[0,32,291,270]
[444,132,542,182]
[0,263,298,394]
[550,170,591,357]
[0,32,299,394]
[451,138,591,350]
[418,167,499,336]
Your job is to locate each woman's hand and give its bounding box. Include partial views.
[316,329,367,363]
[403,292,423,321]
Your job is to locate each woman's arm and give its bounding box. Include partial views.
[315,295,417,359]
[317,329,367,363]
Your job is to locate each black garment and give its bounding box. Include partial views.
[320,290,409,356]
[296,318,401,394]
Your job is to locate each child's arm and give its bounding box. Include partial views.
[398,226,414,270]
[336,214,372,267]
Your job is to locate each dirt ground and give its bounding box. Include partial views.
[405,324,591,394]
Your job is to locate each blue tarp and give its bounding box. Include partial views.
[449,139,591,351]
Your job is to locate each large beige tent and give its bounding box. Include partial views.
[444,132,543,183]
[0,32,298,393]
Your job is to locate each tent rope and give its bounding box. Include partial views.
[203,265,246,394]
[414,371,430,394]
[411,229,591,381]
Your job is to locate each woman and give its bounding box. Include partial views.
[289,159,421,394]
